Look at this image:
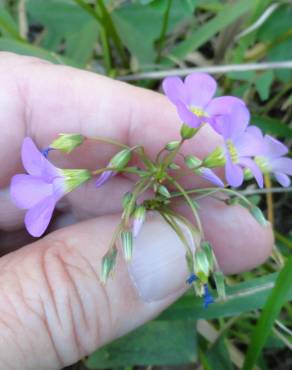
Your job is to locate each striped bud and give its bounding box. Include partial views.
[51,133,84,153]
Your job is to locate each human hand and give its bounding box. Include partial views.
[0,53,273,370]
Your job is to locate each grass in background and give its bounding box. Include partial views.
[0,1,291,369]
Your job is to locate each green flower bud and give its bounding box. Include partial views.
[203,147,226,168]
[157,184,171,198]
[121,230,134,261]
[214,271,226,300]
[50,133,84,153]
[185,155,202,169]
[110,149,132,170]
[180,124,198,140]
[194,249,210,282]
[165,141,180,151]
[168,163,181,170]
[201,241,214,271]
[61,169,91,192]
[250,206,268,227]
[101,247,117,283]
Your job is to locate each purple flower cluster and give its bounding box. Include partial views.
[163,73,292,188]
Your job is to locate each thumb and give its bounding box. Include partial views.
[0,213,191,370]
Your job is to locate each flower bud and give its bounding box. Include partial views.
[61,169,91,192]
[185,155,202,169]
[50,133,84,153]
[157,184,171,198]
[121,230,134,261]
[180,124,198,140]
[201,241,214,271]
[214,271,226,300]
[168,163,180,170]
[203,147,226,168]
[194,249,210,282]
[122,192,134,210]
[101,247,117,283]
[250,206,268,227]
[133,205,146,237]
[110,149,132,170]
[165,141,180,151]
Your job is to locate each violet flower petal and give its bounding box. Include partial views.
[10,174,53,209]
[240,157,264,188]
[225,156,244,187]
[263,135,289,158]
[22,137,59,181]
[226,102,250,140]
[199,168,224,187]
[176,101,201,128]
[96,170,114,187]
[274,172,290,187]
[24,195,57,237]
[184,73,217,108]
[162,76,186,105]
[234,131,264,157]
[246,125,263,139]
[270,157,292,175]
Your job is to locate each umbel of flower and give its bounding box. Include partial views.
[10,137,91,237]
[204,102,264,188]
[162,72,244,130]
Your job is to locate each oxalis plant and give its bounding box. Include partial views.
[10,73,292,308]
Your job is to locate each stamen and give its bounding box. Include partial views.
[203,284,214,308]
[41,147,53,158]
[226,140,238,163]
[190,106,208,118]
[186,273,198,285]
[255,156,271,173]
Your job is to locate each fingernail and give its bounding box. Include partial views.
[128,213,195,302]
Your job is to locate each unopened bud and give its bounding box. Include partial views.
[110,149,132,170]
[180,124,197,140]
[157,184,171,198]
[101,247,117,283]
[121,230,134,261]
[133,205,146,237]
[214,271,226,300]
[165,141,180,151]
[168,163,180,170]
[250,206,268,227]
[201,241,214,271]
[50,133,84,153]
[185,155,202,169]
[194,249,210,282]
[122,192,135,212]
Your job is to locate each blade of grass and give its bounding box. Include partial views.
[167,0,254,62]
[242,256,292,370]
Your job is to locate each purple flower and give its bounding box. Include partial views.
[10,137,90,237]
[213,103,264,188]
[162,73,244,129]
[251,127,292,187]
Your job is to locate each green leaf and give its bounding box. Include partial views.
[242,256,292,370]
[159,272,292,320]
[0,38,81,67]
[0,6,21,40]
[255,70,274,101]
[86,320,197,368]
[168,0,254,61]
[206,335,234,370]
[26,0,98,65]
[251,115,292,139]
[112,0,196,66]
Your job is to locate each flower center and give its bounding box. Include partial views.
[190,106,208,118]
[226,140,238,163]
[254,156,271,174]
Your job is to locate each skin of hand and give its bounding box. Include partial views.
[0,52,273,370]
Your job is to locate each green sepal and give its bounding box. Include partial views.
[203,146,226,168]
[214,271,226,300]
[50,133,84,153]
[185,155,202,169]
[157,184,171,198]
[61,169,91,192]
[101,247,118,283]
[121,230,134,261]
[110,149,132,170]
[165,141,180,151]
[180,124,197,139]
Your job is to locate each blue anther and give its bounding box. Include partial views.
[186,273,197,285]
[41,147,53,158]
[203,284,214,308]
